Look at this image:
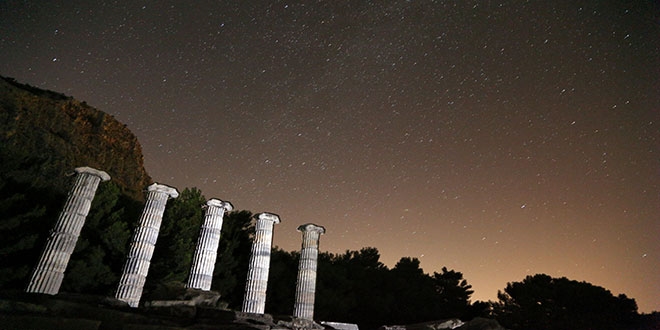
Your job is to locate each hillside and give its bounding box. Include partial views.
[0,75,152,294]
[0,76,151,200]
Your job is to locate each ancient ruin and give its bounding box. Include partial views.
[293,223,325,320]
[242,212,281,314]
[186,198,233,290]
[21,168,340,327]
[115,183,179,307]
[26,167,110,294]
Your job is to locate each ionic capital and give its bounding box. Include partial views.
[256,212,281,224]
[146,183,179,198]
[207,198,233,211]
[297,223,325,235]
[74,166,111,181]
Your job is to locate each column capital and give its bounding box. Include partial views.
[146,183,179,198]
[207,198,233,211]
[256,212,281,224]
[297,223,325,235]
[74,166,111,181]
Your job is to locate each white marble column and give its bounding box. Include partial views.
[293,223,325,320]
[186,198,233,291]
[26,167,110,294]
[115,183,178,307]
[242,212,280,314]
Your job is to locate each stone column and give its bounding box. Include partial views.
[186,198,233,291]
[26,167,110,295]
[242,212,280,314]
[115,183,178,307]
[293,223,325,320]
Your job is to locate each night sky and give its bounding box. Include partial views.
[1,1,658,312]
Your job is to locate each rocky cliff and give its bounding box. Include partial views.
[0,76,151,200]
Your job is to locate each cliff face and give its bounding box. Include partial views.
[0,76,151,201]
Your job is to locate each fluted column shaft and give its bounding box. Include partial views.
[115,183,178,307]
[186,198,233,291]
[242,212,281,314]
[26,167,110,294]
[293,223,325,320]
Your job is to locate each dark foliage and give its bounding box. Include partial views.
[264,247,475,329]
[61,181,141,295]
[266,247,299,315]
[143,187,207,297]
[433,267,476,318]
[492,274,640,330]
[0,171,62,290]
[210,209,254,309]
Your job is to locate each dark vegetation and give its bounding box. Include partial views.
[1,76,657,329]
[1,156,654,330]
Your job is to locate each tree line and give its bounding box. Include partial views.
[0,178,655,330]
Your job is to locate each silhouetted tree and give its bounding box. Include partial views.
[344,248,392,328]
[493,274,639,330]
[314,248,391,327]
[390,257,438,324]
[265,247,482,329]
[315,251,356,322]
[266,247,299,315]
[0,181,49,290]
[61,181,135,295]
[466,300,493,320]
[211,210,254,309]
[637,312,660,330]
[432,267,474,319]
[145,187,206,294]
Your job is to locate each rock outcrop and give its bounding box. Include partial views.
[1,290,509,330]
[379,318,506,330]
[0,76,151,201]
[0,291,329,330]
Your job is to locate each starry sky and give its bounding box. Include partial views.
[1,0,658,312]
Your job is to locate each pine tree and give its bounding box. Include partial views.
[211,210,254,308]
[61,182,132,295]
[146,187,206,291]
